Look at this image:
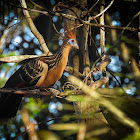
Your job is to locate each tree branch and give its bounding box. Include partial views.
[7,1,138,32]
[138,14,140,69]
[92,56,111,73]
[100,0,105,55]
[21,109,39,140]
[88,0,100,13]
[0,55,38,63]
[65,66,84,79]
[89,77,109,89]
[20,0,52,55]
[86,22,138,31]
[89,0,114,20]
[0,21,18,54]
[0,88,52,96]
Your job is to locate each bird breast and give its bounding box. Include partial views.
[40,53,68,87]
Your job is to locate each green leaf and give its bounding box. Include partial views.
[37,130,60,140]
[0,78,7,88]
[24,98,45,115]
[123,130,140,140]
[67,95,91,102]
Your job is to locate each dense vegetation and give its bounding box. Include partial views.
[0,0,140,139]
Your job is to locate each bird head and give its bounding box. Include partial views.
[67,38,79,49]
[64,29,79,50]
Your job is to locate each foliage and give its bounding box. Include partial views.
[24,98,48,116]
[0,0,140,140]
[123,130,140,140]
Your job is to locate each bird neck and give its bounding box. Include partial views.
[61,45,71,57]
[56,45,71,68]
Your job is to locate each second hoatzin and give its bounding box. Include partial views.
[0,30,79,119]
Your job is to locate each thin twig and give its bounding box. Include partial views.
[8,1,77,21]
[86,22,138,31]
[107,68,129,97]
[104,11,140,56]
[67,7,101,58]
[7,1,138,32]
[11,129,29,139]
[52,23,64,37]
[57,4,128,98]
[29,0,45,10]
[121,11,140,34]
[139,13,140,67]
[88,0,100,13]
[90,0,114,19]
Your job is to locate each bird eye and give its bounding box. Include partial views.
[71,39,75,43]
[67,39,75,45]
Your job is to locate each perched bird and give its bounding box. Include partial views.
[0,29,79,120]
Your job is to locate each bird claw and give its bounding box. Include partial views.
[47,88,61,97]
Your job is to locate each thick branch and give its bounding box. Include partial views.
[92,56,111,73]
[0,88,52,96]
[21,109,39,140]
[65,66,84,79]
[0,55,38,63]
[20,0,52,55]
[90,77,109,89]
[0,86,63,97]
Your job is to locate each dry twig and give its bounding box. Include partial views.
[90,77,109,89]
[93,56,111,73]
[90,0,114,19]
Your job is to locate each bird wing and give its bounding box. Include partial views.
[4,58,48,88]
[0,58,48,118]
[0,58,48,103]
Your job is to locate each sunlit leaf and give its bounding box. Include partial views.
[67,95,91,102]
[24,98,48,115]
[37,130,60,140]
[123,130,140,140]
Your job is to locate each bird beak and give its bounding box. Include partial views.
[73,42,79,49]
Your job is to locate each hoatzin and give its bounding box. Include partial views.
[0,30,79,120]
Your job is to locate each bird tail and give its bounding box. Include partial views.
[0,93,23,120]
